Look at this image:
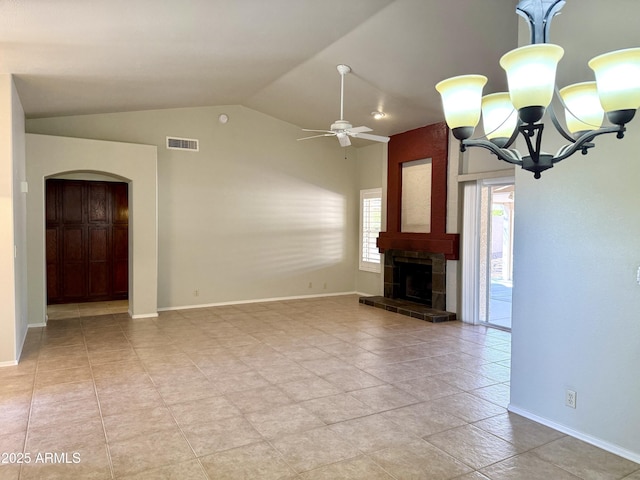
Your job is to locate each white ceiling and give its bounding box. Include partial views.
[1,0,637,139]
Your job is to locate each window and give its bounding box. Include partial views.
[359,188,382,272]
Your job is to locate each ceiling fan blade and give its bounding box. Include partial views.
[337,133,351,147]
[353,132,391,143]
[348,126,373,134]
[298,134,335,141]
[302,128,335,134]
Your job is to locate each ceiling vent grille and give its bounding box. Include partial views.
[166,136,199,152]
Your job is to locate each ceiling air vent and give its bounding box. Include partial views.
[166,136,199,152]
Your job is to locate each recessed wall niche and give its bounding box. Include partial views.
[401,158,432,233]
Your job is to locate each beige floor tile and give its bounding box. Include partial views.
[200,441,297,480]
[426,424,520,470]
[180,416,263,457]
[381,402,467,437]
[473,412,565,452]
[226,384,295,413]
[453,472,493,480]
[87,347,138,366]
[116,459,208,480]
[212,370,271,394]
[469,382,510,408]
[246,403,325,438]
[279,376,342,402]
[0,431,27,455]
[431,368,499,391]
[155,377,220,405]
[271,426,362,473]
[428,392,506,423]
[322,366,386,391]
[300,455,395,479]
[349,384,420,411]
[26,417,106,453]
[532,436,640,480]
[91,359,146,380]
[32,379,97,407]
[301,393,376,424]
[37,354,90,373]
[480,452,582,479]
[102,406,178,443]
[300,357,352,376]
[0,464,21,480]
[169,395,241,426]
[96,381,164,416]
[35,366,93,387]
[327,413,418,453]
[622,470,640,479]
[109,427,195,477]
[29,397,102,431]
[393,375,462,401]
[257,362,317,384]
[369,438,472,480]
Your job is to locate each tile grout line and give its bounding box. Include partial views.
[82,314,118,480]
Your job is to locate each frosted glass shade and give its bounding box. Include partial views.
[500,44,564,110]
[481,93,518,142]
[559,82,604,134]
[435,74,487,129]
[588,47,640,112]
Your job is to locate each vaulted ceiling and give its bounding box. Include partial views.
[1,0,637,139]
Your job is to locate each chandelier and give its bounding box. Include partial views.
[435,0,640,179]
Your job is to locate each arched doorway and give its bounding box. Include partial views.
[45,175,130,312]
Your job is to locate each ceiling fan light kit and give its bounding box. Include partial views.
[435,0,640,179]
[298,64,390,148]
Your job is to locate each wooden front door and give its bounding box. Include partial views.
[46,179,129,304]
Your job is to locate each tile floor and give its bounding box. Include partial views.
[1,295,638,479]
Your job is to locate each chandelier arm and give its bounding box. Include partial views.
[502,119,523,149]
[461,139,524,166]
[548,101,577,143]
[516,0,566,44]
[550,125,626,163]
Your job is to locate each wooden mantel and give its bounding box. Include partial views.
[377,121,460,260]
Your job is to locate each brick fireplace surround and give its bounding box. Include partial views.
[359,122,458,322]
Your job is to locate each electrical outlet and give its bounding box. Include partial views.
[194,289,199,297]
[308,282,312,289]
[565,389,577,409]
[323,282,327,289]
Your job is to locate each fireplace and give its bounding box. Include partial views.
[398,261,432,306]
[384,250,446,311]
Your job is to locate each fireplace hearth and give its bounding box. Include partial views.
[358,249,455,323]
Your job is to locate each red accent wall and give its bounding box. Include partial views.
[377,121,460,260]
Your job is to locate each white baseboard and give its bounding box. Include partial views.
[157,291,359,312]
[508,404,640,463]
[131,313,159,319]
[29,322,47,328]
[0,360,18,367]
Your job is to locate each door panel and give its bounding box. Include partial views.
[46,179,129,304]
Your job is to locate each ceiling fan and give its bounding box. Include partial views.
[298,64,390,147]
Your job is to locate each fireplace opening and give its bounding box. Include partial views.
[398,262,432,306]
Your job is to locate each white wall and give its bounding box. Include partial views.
[26,134,158,321]
[0,75,27,365]
[355,142,386,295]
[508,0,640,462]
[27,106,359,309]
[510,119,640,461]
